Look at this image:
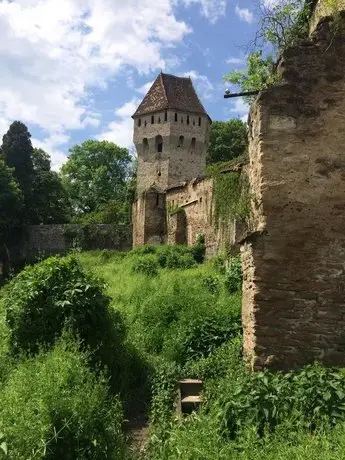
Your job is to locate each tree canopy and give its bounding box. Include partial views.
[0,159,23,240]
[61,140,132,222]
[207,119,248,165]
[1,121,34,217]
[31,148,71,224]
[224,0,312,94]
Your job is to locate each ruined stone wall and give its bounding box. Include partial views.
[15,224,132,263]
[242,23,345,369]
[310,0,345,33]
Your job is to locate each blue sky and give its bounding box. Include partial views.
[0,0,262,169]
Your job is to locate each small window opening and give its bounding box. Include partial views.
[187,115,190,125]
[155,135,163,153]
[191,137,196,150]
[151,115,154,124]
[175,113,178,122]
[181,117,183,123]
[156,194,160,206]
[158,117,161,124]
[143,138,149,153]
[177,135,184,148]
[138,118,141,127]
[198,117,201,126]
[200,197,203,203]
[165,110,168,122]
[193,119,195,126]
[144,120,147,127]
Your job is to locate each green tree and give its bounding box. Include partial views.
[0,159,23,278]
[207,119,248,165]
[31,148,71,224]
[225,0,312,94]
[1,121,34,217]
[61,140,132,222]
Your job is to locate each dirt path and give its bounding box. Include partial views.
[125,400,150,458]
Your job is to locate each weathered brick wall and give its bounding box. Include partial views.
[16,224,132,263]
[242,21,345,369]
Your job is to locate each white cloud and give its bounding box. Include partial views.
[0,0,201,165]
[180,70,214,100]
[225,56,245,65]
[235,5,254,23]
[181,0,227,23]
[136,81,155,96]
[96,99,140,149]
[229,98,249,122]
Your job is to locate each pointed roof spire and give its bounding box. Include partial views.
[132,72,210,119]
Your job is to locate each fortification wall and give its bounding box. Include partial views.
[14,224,131,263]
[242,21,345,369]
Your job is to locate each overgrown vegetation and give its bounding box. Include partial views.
[225,0,313,96]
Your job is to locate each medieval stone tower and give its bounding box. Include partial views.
[132,72,211,246]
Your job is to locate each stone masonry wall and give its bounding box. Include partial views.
[242,22,345,370]
[15,224,132,263]
[310,0,345,33]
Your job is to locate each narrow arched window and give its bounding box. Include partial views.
[198,117,201,126]
[175,113,178,122]
[191,137,196,150]
[151,115,154,124]
[143,138,149,153]
[155,135,163,153]
[193,119,195,126]
[138,118,141,127]
[177,135,184,148]
[165,110,168,122]
[187,115,190,125]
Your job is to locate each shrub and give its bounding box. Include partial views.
[190,233,206,264]
[202,274,221,295]
[156,245,195,269]
[224,256,242,293]
[131,255,159,277]
[3,255,126,386]
[0,336,126,459]
[219,365,345,440]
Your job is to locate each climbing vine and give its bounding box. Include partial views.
[212,171,251,228]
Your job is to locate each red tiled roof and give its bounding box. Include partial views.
[132,72,209,118]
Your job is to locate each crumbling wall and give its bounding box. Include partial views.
[242,21,345,369]
[14,224,131,264]
[310,0,345,33]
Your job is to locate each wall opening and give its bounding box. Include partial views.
[155,135,163,153]
[143,138,149,153]
[187,115,190,125]
[144,120,147,127]
[177,135,184,148]
[191,137,196,150]
[198,117,201,127]
[138,118,141,127]
[151,115,154,124]
[175,113,178,122]
[158,117,161,124]
[165,110,168,122]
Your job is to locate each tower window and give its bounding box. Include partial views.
[177,135,184,148]
[198,117,201,126]
[187,115,190,125]
[165,110,168,122]
[151,115,154,124]
[191,137,196,150]
[193,119,195,126]
[158,117,161,124]
[138,118,141,127]
[156,194,160,206]
[155,135,163,153]
[175,113,178,122]
[181,117,183,123]
[143,138,149,153]
[144,120,147,127]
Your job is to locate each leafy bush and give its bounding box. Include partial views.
[202,274,221,295]
[190,233,206,264]
[3,255,126,385]
[0,336,125,459]
[219,365,345,440]
[224,256,242,293]
[131,255,159,277]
